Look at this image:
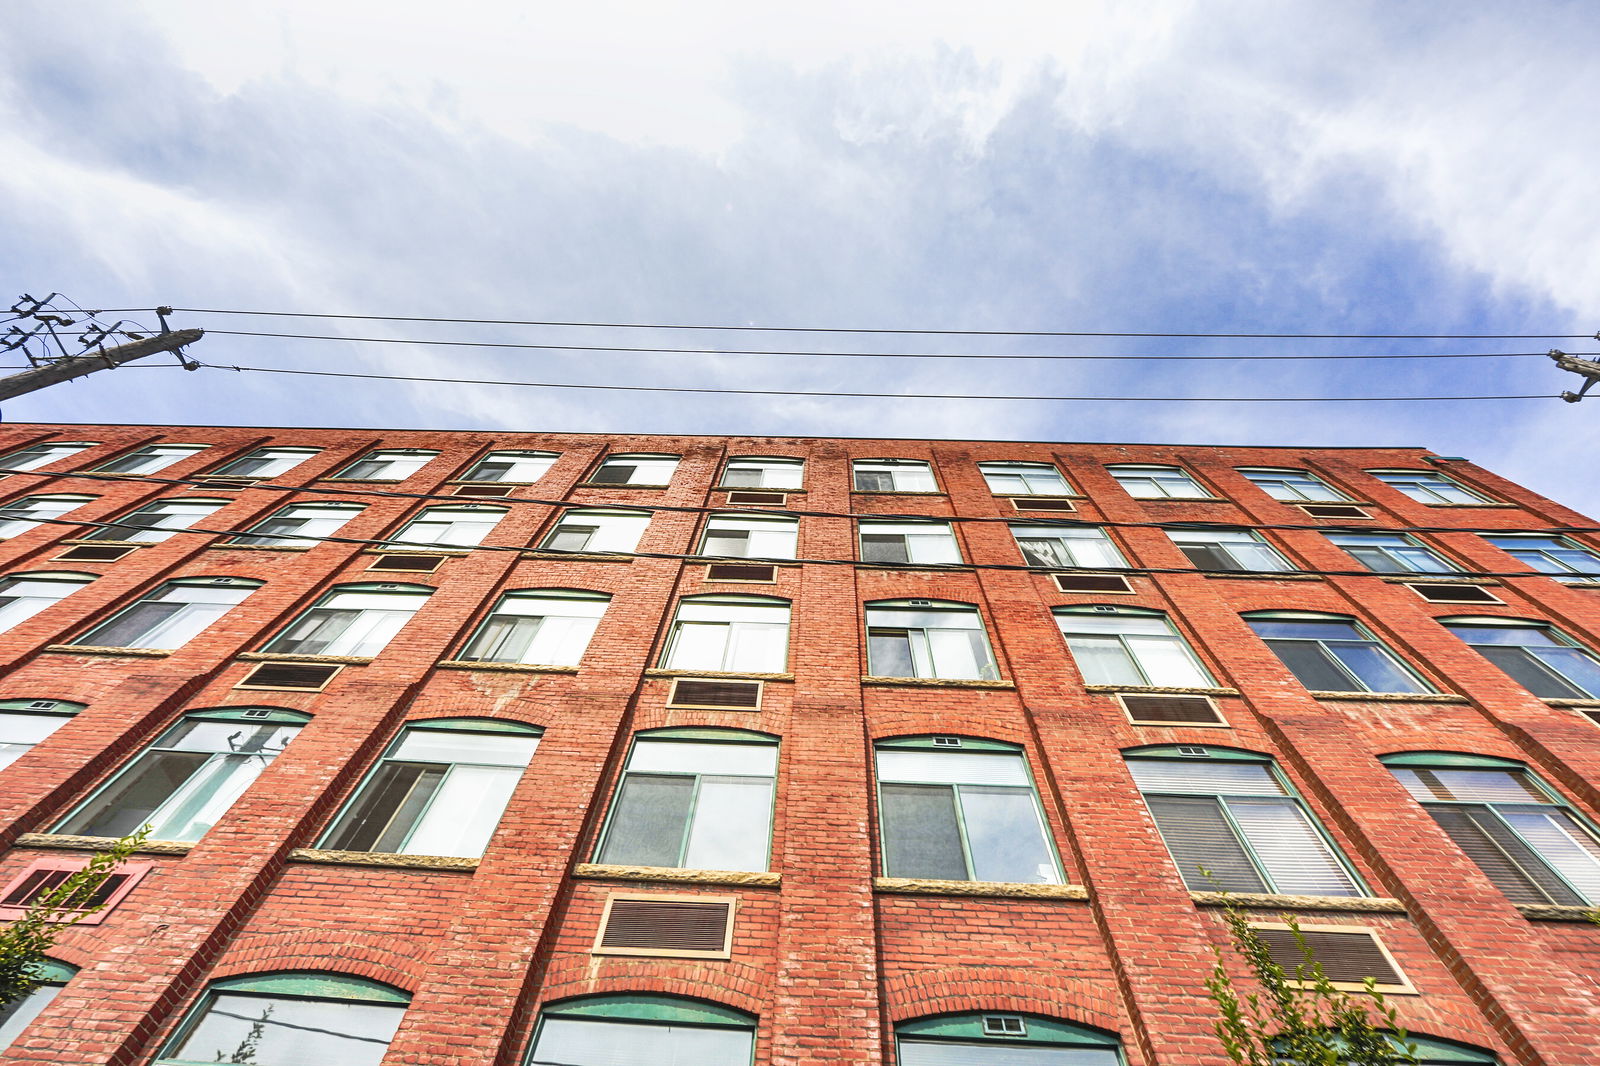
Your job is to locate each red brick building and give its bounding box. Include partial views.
[0,423,1598,1066]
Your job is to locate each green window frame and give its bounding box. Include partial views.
[208,446,320,479]
[460,449,558,483]
[89,443,206,475]
[0,959,76,1053]
[866,600,999,681]
[74,576,262,650]
[1010,523,1125,569]
[0,441,95,473]
[1054,605,1214,688]
[875,736,1063,885]
[157,971,409,1066]
[1107,463,1209,499]
[853,458,938,493]
[1368,469,1491,505]
[1166,527,1293,573]
[660,594,791,674]
[1127,745,1365,897]
[1237,467,1347,502]
[82,497,230,543]
[0,698,84,771]
[896,1011,1123,1064]
[1244,611,1433,695]
[719,455,804,489]
[588,453,681,487]
[1480,533,1600,582]
[1272,1032,1497,1064]
[529,994,755,1066]
[260,582,433,658]
[1383,751,1600,906]
[0,571,96,634]
[1440,617,1600,700]
[457,588,609,666]
[1324,531,1459,574]
[0,494,97,539]
[331,449,438,481]
[979,461,1074,497]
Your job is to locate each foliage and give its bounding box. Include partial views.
[0,827,149,1010]
[1205,897,1418,1066]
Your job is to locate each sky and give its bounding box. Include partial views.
[3,0,1598,513]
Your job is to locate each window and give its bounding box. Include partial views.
[1442,618,1600,699]
[260,584,431,658]
[866,600,999,680]
[979,461,1074,497]
[539,509,650,553]
[461,449,558,483]
[588,453,679,486]
[0,494,96,538]
[321,718,540,858]
[0,699,83,771]
[230,502,365,547]
[528,996,755,1066]
[1385,752,1600,907]
[91,444,206,475]
[1238,467,1347,502]
[73,577,260,650]
[1245,612,1432,694]
[385,504,506,548]
[0,572,94,633]
[1128,747,1362,896]
[1108,464,1208,499]
[1010,523,1125,569]
[876,737,1061,883]
[1370,469,1490,505]
[1272,1033,1497,1065]
[0,441,95,473]
[55,708,306,841]
[853,458,936,493]
[661,595,790,673]
[720,455,804,489]
[331,449,438,481]
[1482,534,1600,583]
[457,589,609,666]
[698,513,799,559]
[0,960,75,1053]
[1168,528,1292,572]
[1325,532,1458,574]
[158,972,408,1066]
[896,1012,1123,1065]
[208,446,320,478]
[1054,606,1212,688]
[595,730,777,871]
[83,498,228,543]
[858,520,962,565]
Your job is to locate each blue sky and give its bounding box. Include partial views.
[3,0,1598,513]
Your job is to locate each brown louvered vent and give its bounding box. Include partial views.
[454,483,514,498]
[724,490,786,505]
[1121,693,1226,726]
[2,869,129,910]
[1580,709,1600,728]
[0,859,152,924]
[236,662,342,691]
[1012,497,1076,512]
[669,678,763,710]
[1299,503,1372,520]
[1054,573,1133,594]
[706,563,777,583]
[1253,927,1407,988]
[1406,582,1500,604]
[369,553,446,573]
[55,544,137,563]
[594,894,735,958]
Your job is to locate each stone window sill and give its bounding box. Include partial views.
[1308,691,1468,704]
[436,660,580,674]
[692,556,801,567]
[1128,496,1230,503]
[1085,684,1240,697]
[237,651,374,665]
[854,562,976,573]
[520,550,635,563]
[1412,501,1516,508]
[873,877,1087,900]
[717,486,807,494]
[1545,697,1600,708]
[57,538,147,548]
[862,676,1015,689]
[289,848,478,871]
[1516,903,1599,922]
[1190,891,1405,914]
[996,494,1085,501]
[850,490,947,497]
[645,668,795,682]
[42,644,170,658]
[207,542,314,552]
[363,546,471,556]
[573,863,781,887]
[1197,571,1323,582]
[1378,574,1496,585]
[318,478,407,483]
[15,832,192,856]
[575,482,671,490]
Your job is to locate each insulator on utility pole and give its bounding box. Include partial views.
[0,327,204,402]
[1549,348,1600,404]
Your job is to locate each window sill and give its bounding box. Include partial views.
[1190,891,1406,914]
[288,848,478,871]
[1085,684,1240,697]
[520,549,635,563]
[1307,690,1468,704]
[850,490,947,497]
[573,863,781,887]
[57,538,147,547]
[575,481,671,490]
[14,832,192,855]
[1516,903,1599,922]
[1557,580,1600,589]
[42,644,171,658]
[237,651,375,665]
[363,546,471,556]
[1127,496,1230,503]
[996,494,1084,501]
[717,486,806,494]
[1377,574,1493,585]
[873,877,1087,900]
[436,660,580,674]
[692,556,801,567]
[448,479,539,485]
[318,477,407,483]
[1544,697,1600,708]
[207,542,314,552]
[862,676,1014,689]
[854,562,976,573]
[1197,571,1323,581]
[645,668,794,681]
[1411,501,1516,508]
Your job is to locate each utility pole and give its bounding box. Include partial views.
[0,326,203,402]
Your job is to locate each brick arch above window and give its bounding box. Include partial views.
[881,967,1124,1035]
[208,931,433,992]
[535,958,772,1017]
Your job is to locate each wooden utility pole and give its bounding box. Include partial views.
[0,328,203,402]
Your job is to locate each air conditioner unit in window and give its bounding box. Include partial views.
[28,700,58,710]
[932,737,962,747]
[1176,746,1209,758]
[1092,605,1118,613]
[982,1016,1027,1037]
[906,599,932,607]
[240,708,273,719]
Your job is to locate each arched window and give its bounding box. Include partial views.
[230,502,365,547]
[699,513,799,560]
[896,1011,1123,1064]
[384,504,507,549]
[528,995,755,1066]
[260,583,433,658]
[1237,467,1347,502]
[460,449,558,483]
[588,453,680,487]
[1440,617,1600,700]
[1243,611,1431,695]
[867,600,998,681]
[1107,464,1207,500]
[662,595,790,674]
[90,443,206,475]
[1167,527,1292,573]
[207,445,321,479]
[0,494,97,539]
[456,589,610,667]
[596,728,778,873]
[0,698,84,771]
[0,572,95,634]
[979,460,1074,497]
[720,455,804,489]
[1272,1031,1497,1064]
[1054,606,1212,688]
[1324,531,1459,574]
[539,508,650,554]
[321,718,541,859]
[82,498,230,543]
[55,708,308,843]
[1383,751,1600,906]
[1480,533,1600,582]
[1369,469,1491,505]
[0,959,77,1053]
[330,449,438,481]
[159,971,409,1066]
[853,458,936,493]
[876,736,1060,884]
[0,440,96,473]
[74,576,262,650]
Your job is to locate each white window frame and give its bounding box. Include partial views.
[719,456,804,489]
[83,498,228,543]
[1054,607,1214,688]
[1237,467,1348,502]
[74,577,259,650]
[699,513,799,560]
[1370,469,1492,505]
[1108,464,1210,500]
[230,502,365,547]
[0,442,95,474]
[460,450,559,483]
[332,449,439,481]
[661,596,791,674]
[208,446,320,478]
[0,495,96,539]
[853,459,937,493]
[979,461,1073,497]
[1167,528,1293,572]
[1009,524,1125,569]
[261,584,432,658]
[866,601,1000,681]
[0,700,82,772]
[90,444,206,475]
[456,589,609,666]
[858,520,963,565]
[588,453,680,487]
[0,572,95,634]
[540,509,650,554]
[386,504,506,548]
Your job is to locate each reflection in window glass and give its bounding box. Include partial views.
[76,579,258,650]
[1246,615,1430,694]
[662,597,790,673]
[866,602,998,680]
[1054,609,1211,687]
[1010,524,1124,569]
[457,590,608,666]
[1443,620,1600,699]
[261,586,431,658]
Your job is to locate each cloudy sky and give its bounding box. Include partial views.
[4,1,1598,512]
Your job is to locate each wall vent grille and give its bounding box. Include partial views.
[594,894,735,958]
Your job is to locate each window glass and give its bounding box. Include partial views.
[0,965,73,1052]
[231,503,365,547]
[0,701,83,771]
[1325,532,1457,574]
[589,454,680,486]
[1129,754,1361,896]
[84,498,227,543]
[210,447,320,478]
[1054,609,1212,687]
[164,975,407,1066]
[1167,528,1291,572]
[721,456,804,489]
[1443,620,1600,699]
[596,735,777,871]
[1010,524,1124,569]
[0,573,94,633]
[853,459,937,493]
[896,1013,1122,1065]
[462,450,558,483]
[1481,534,1600,582]
[1370,470,1489,505]
[1237,468,1346,502]
[0,494,97,539]
[1246,614,1431,694]
[858,520,962,565]
[979,462,1073,496]
[662,597,790,673]
[57,712,304,842]
[76,579,258,650]
[1108,464,1208,499]
[531,1012,754,1066]
[91,444,206,475]
[322,722,540,858]
[699,513,799,559]
[458,590,608,666]
[866,602,999,680]
[333,450,438,481]
[540,510,650,553]
[261,586,431,658]
[0,442,95,474]
[386,505,506,548]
